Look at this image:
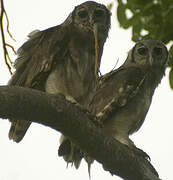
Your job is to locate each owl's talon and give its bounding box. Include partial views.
[132,147,151,161]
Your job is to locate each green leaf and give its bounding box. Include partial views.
[169,68,173,89]
[132,24,142,42]
[117,3,131,29]
[116,0,173,44]
[168,45,173,67]
[107,2,114,11]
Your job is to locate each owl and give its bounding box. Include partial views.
[89,39,168,147]
[8,1,110,147]
[58,40,168,173]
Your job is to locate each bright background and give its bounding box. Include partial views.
[0,0,173,180]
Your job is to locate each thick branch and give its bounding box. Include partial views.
[0,85,161,180]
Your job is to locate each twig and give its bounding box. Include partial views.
[4,10,16,42]
[6,43,17,55]
[0,0,15,74]
[111,58,119,71]
[94,24,99,77]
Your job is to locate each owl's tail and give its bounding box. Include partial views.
[58,135,94,176]
[8,120,31,143]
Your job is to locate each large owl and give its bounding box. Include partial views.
[59,40,168,172]
[8,1,111,144]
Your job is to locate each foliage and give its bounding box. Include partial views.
[116,0,173,89]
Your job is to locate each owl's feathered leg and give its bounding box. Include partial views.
[58,136,83,169]
[117,137,150,160]
[59,140,94,177]
[132,146,151,160]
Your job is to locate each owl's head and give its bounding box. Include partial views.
[125,40,168,69]
[72,1,111,34]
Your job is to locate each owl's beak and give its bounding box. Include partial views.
[149,56,153,66]
[89,15,95,26]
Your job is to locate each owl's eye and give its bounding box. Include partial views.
[78,10,88,19]
[153,47,162,56]
[94,9,105,18]
[137,47,148,56]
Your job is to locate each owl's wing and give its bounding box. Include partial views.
[89,66,145,124]
[8,24,71,142]
[9,25,70,89]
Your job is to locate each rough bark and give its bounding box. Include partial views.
[0,85,161,180]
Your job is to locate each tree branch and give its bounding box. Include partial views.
[0,85,161,180]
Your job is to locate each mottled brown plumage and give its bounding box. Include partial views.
[8,1,110,171]
[60,40,168,172]
[90,39,168,146]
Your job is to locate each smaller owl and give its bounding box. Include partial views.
[89,39,168,147]
[58,40,168,174]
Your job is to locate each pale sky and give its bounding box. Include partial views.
[0,0,173,180]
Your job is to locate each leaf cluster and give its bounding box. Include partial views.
[117,0,173,88]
